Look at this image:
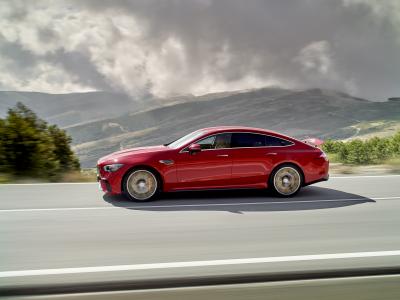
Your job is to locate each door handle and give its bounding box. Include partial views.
[266,152,277,156]
[217,154,229,157]
[159,159,174,165]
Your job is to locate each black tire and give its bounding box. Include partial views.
[122,168,160,201]
[269,164,303,197]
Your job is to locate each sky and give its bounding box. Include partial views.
[0,0,399,101]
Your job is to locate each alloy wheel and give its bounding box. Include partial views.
[273,166,301,196]
[126,170,158,201]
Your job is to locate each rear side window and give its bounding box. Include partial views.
[231,133,265,148]
[265,135,293,146]
[231,133,293,148]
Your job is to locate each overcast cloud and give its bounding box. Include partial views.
[0,0,399,100]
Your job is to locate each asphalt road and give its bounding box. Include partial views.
[1,175,400,292]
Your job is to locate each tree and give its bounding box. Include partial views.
[48,125,80,171]
[0,118,6,171]
[0,102,80,180]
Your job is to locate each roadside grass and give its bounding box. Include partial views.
[59,169,97,182]
[384,157,400,174]
[0,173,13,183]
[329,156,400,175]
[0,174,51,183]
[329,164,356,174]
[0,169,97,184]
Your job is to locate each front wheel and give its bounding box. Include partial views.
[123,169,160,201]
[269,164,303,197]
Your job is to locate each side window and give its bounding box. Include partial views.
[196,135,216,149]
[195,133,232,150]
[231,133,266,148]
[214,133,232,149]
[265,136,293,146]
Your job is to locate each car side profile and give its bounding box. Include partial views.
[97,126,329,201]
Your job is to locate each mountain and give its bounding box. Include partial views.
[65,88,400,167]
[0,91,147,128]
[0,90,242,128]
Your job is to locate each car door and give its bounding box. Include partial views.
[230,132,273,187]
[175,133,232,190]
[230,133,294,186]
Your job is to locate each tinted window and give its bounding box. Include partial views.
[265,136,293,146]
[231,133,265,148]
[214,133,231,148]
[230,133,293,148]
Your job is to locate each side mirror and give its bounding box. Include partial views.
[188,143,201,154]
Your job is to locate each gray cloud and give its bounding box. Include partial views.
[0,0,399,100]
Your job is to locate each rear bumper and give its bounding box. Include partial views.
[304,156,329,186]
[303,173,329,186]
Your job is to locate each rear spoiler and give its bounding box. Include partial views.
[302,138,323,148]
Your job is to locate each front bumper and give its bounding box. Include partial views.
[96,164,127,194]
[97,176,112,193]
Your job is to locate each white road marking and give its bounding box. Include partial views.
[0,207,113,212]
[0,182,98,186]
[1,250,400,278]
[0,196,399,213]
[330,175,400,179]
[0,174,399,186]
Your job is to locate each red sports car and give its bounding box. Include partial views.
[97,126,329,201]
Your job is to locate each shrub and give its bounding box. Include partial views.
[322,131,400,165]
[323,139,345,154]
[391,131,400,155]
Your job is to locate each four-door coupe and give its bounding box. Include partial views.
[97,126,329,201]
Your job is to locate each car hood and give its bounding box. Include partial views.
[98,145,167,164]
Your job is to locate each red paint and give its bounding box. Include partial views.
[97,126,329,195]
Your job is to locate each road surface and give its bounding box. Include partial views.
[1,175,400,294]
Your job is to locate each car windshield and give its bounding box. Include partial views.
[167,130,206,149]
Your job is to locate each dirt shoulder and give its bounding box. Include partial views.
[330,162,400,175]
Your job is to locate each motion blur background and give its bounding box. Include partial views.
[1,1,400,299]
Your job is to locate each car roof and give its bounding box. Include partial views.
[201,126,281,135]
[196,126,299,143]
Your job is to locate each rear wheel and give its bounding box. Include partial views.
[123,169,159,201]
[270,164,302,197]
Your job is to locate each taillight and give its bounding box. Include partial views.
[319,151,329,161]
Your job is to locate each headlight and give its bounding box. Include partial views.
[103,163,124,172]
